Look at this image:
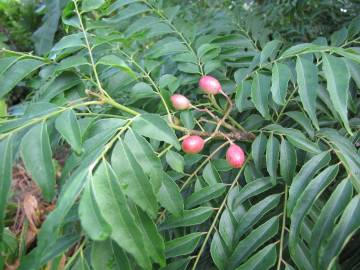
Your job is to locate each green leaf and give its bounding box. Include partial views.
[295,55,319,129]
[24,171,89,269]
[0,137,13,241]
[82,0,105,12]
[321,129,360,192]
[132,114,180,149]
[57,56,89,71]
[111,139,158,218]
[345,58,360,89]
[228,216,279,269]
[160,207,213,230]
[234,53,261,83]
[165,233,203,258]
[124,129,163,192]
[40,73,81,101]
[166,150,184,173]
[284,264,296,270]
[0,59,44,98]
[20,123,55,202]
[211,232,229,270]
[251,133,267,171]
[96,55,136,78]
[91,240,131,270]
[330,27,348,46]
[159,258,190,270]
[280,139,297,184]
[55,110,83,154]
[265,124,321,154]
[159,74,179,93]
[79,182,111,241]
[348,16,360,37]
[231,178,273,208]
[180,111,195,129]
[41,234,81,265]
[51,34,84,52]
[185,183,226,209]
[260,40,282,64]
[234,194,281,241]
[178,63,200,74]
[157,173,184,217]
[310,179,353,267]
[0,99,7,117]
[203,162,221,185]
[107,0,141,13]
[197,43,220,59]
[270,62,291,105]
[318,195,360,270]
[289,165,339,253]
[104,3,149,23]
[235,81,253,112]
[204,60,222,74]
[285,111,315,138]
[244,163,262,183]
[292,241,314,270]
[322,53,352,134]
[130,206,165,266]
[0,56,18,76]
[218,208,238,250]
[266,133,280,185]
[287,151,331,216]
[251,73,271,119]
[281,43,323,58]
[32,0,64,55]
[235,244,277,270]
[92,161,152,269]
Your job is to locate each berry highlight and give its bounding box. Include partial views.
[170,94,191,110]
[226,144,245,168]
[199,75,222,94]
[182,135,205,154]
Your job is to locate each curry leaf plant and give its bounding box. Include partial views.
[0,1,360,269]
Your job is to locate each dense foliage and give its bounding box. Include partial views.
[0,0,360,269]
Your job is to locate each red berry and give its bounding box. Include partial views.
[226,144,245,168]
[182,135,205,154]
[170,94,191,110]
[199,75,222,94]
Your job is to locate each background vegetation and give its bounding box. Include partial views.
[0,0,360,269]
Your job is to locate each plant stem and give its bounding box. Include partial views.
[63,238,86,270]
[0,101,101,140]
[104,96,140,116]
[0,48,53,63]
[156,141,230,224]
[89,119,134,171]
[142,0,204,75]
[157,135,187,158]
[125,56,173,122]
[73,0,110,99]
[213,90,233,134]
[180,141,230,191]
[275,87,298,123]
[191,161,248,270]
[276,185,288,270]
[171,123,254,141]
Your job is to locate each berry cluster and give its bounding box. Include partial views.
[171,75,245,169]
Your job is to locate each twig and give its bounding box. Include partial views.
[276,185,288,270]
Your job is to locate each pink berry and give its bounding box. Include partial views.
[226,144,245,168]
[170,94,191,110]
[199,75,222,94]
[182,135,205,154]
